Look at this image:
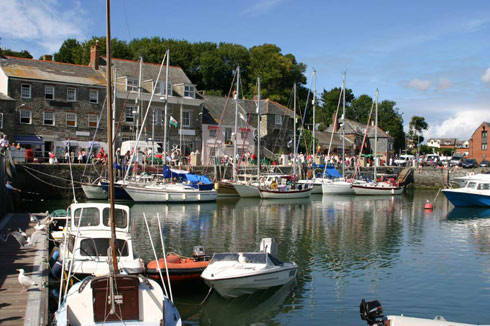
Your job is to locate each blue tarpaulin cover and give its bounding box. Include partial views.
[326,166,342,178]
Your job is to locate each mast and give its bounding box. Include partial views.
[257,76,261,178]
[342,72,346,178]
[113,68,117,153]
[312,69,316,164]
[374,88,379,181]
[163,49,170,166]
[293,83,297,177]
[105,0,118,274]
[233,66,240,181]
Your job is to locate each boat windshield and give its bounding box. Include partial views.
[466,182,478,189]
[210,253,267,265]
[102,208,128,228]
[477,183,490,190]
[79,238,129,257]
[73,207,99,227]
[268,253,284,266]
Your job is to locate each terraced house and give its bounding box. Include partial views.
[0,54,107,159]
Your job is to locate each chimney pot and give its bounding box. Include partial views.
[90,40,100,70]
[42,55,53,61]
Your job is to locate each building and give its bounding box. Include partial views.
[468,122,490,162]
[90,43,203,156]
[427,138,457,151]
[454,139,469,155]
[201,95,296,165]
[0,54,107,159]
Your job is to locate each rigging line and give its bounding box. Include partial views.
[121,0,132,40]
[23,168,82,189]
[82,96,107,179]
[296,73,315,155]
[22,165,86,184]
[324,80,344,175]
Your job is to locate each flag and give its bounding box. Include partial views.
[169,116,178,127]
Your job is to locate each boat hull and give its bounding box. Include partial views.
[125,186,218,202]
[442,189,490,207]
[234,183,260,198]
[100,182,132,201]
[81,184,107,200]
[203,267,298,299]
[297,180,323,194]
[352,184,404,195]
[387,315,487,326]
[216,181,239,197]
[322,181,354,195]
[259,188,312,199]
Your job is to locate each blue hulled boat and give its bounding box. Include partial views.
[442,179,490,207]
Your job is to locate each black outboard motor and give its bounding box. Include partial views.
[360,299,385,326]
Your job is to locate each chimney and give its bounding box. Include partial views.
[90,40,100,70]
[42,55,53,61]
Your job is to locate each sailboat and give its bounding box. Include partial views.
[352,89,404,195]
[54,2,182,324]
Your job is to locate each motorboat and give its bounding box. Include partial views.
[360,299,489,326]
[146,246,210,282]
[58,203,144,278]
[234,174,286,198]
[352,181,404,195]
[442,179,490,207]
[452,172,490,188]
[201,238,298,299]
[297,178,323,194]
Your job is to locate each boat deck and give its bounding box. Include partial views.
[0,213,49,326]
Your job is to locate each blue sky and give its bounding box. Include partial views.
[1,0,490,140]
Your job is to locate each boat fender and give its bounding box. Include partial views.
[50,260,63,279]
[49,247,60,267]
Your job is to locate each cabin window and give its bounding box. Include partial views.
[477,183,490,190]
[89,89,99,104]
[21,84,31,99]
[79,238,129,257]
[67,88,77,102]
[43,111,55,126]
[102,208,128,228]
[45,85,55,100]
[73,207,99,227]
[466,182,477,189]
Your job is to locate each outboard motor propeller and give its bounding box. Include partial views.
[360,299,385,326]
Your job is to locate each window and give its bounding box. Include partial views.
[155,82,172,96]
[0,113,3,129]
[21,84,31,99]
[483,143,488,150]
[151,110,158,125]
[125,105,135,124]
[67,88,76,102]
[43,111,55,126]
[45,85,55,100]
[209,129,217,138]
[275,115,282,125]
[19,109,31,124]
[183,111,191,128]
[66,113,77,127]
[127,77,139,92]
[89,89,98,104]
[88,114,98,128]
[184,85,195,98]
[225,128,232,143]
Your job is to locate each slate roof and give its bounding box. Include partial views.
[0,92,14,101]
[428,137,457,145]
[202,95,295,126]
[0,56,106,86]
[105,58,192,86]
[325,118,391,138]
[315,131,351,147]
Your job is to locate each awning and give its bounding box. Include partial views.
[64,140,79,147]
[15,135,43,145]
[88,141,100,148]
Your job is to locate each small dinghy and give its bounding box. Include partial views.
[146,246,210,282]
[201,238,298,299]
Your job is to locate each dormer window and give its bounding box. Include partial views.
[155,82,173,96]
[127,77,139,92]
[184,85,195,98]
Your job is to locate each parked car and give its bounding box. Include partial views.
[480,160,490,167]
[461,159,478,168]
[424,154,442,166]
[394,154,414,166]
[450,153,465,167]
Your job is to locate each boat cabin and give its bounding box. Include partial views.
[209,252,285,267]
[69,203,130,232]
[463,181,490,190]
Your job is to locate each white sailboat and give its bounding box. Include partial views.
[54,2,182,324]
[352,89,404,195]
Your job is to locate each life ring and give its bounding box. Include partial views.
[270,183,278,190]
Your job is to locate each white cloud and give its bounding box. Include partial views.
[481,65,490,84]
[408,78,432,91]
[0,0,87,54]
[242,0,285,17]
[424,109,490,139]
[438,77,452,90]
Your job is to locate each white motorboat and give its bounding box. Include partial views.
[352,182,404,195]
[442,179,490,207]
[360,299,489,326]
[81,182,107,200]
[452,172,490,188]
[125,182,218,202]
[201,238,298,299]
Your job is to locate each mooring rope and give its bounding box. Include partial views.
[23,166,82,189]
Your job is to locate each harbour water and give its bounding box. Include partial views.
[35,190,490,325]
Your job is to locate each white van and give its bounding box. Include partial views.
[120,141,161,163]
[394,154,415,166]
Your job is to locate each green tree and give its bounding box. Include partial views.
[318,87,355,129]
[378,100,405,153]
[408,115,428,148]
[348,94,373,123]
[54,38,83,63]
[0,48,32,58]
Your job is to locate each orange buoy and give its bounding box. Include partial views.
[424,200,433,210]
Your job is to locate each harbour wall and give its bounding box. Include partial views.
[10,163,490,201]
